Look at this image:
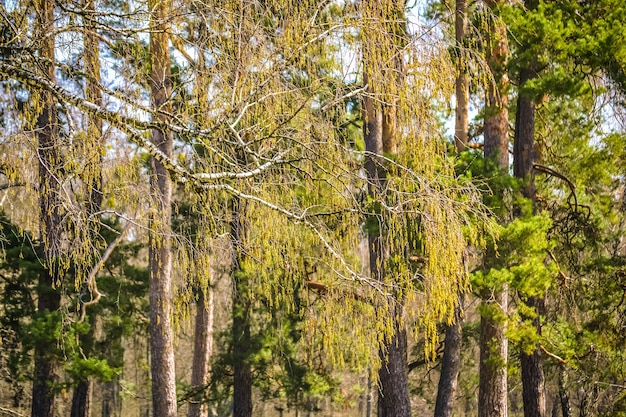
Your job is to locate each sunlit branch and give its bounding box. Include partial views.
[200,182,383,292]
[79,221,132,322]
[0,61,294,184]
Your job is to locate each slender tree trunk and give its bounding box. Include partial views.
[478,289,508,417]
[516,78,546,417]
[71,1,103,415]
[148,0,177,416]
[513,65,537,202]
[101,380,121,417]
[32,1,61,416]
[512,1,545,413]
[520,305,546,417]
[558,365,570,417]
[454,0,469,153]
[71,381,92,417]
[362,2,411,415]
[434,304,463,417]
[188,288,215,417]
[231,192,252,417]
[436,0,468,409]
[362,80,411,417]
[479,3,509,417]
[376,320,411,417]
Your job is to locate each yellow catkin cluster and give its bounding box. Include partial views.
[0,0,487,373]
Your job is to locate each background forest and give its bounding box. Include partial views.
[0,0,625,417]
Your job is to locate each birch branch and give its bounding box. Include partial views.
[79,221,132,322]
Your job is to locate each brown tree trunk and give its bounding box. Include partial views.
[454,0,469,153]
[363,75,411,417]
[512,1,545,413]
[377,322,411,417]
[520,309,545,417]
[434,304,463,417]
[231,193,252,417]
[361,2,411,415]
[148,0,177,416]
[516,69,546,417]
[436,0,468,408]
[188,288,215,417]
[479,3,509,417]
[71,381,92,417]
[101,380,121,417]
[71,1,103,415]
[32,1,61,416]
[513,65,537,202]
[478,289,508,417]
[558,365,570,417]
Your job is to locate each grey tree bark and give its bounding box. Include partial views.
[361,2,411,415]
[148,0,178,416]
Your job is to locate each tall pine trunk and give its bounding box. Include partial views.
[188,288,215,417]
[434,303,463,417]
[435,0,469,413]
[71,0,103,415]
[514,0,545,411]
[454,0,469,153]
[231,193,252,417]
[479,2,509,417]
[363,72,411,417]
[362,2,411,415]
[32,1,61,416]
[148,0,177,415]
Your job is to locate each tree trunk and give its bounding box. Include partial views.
[148,0,177,416]
[436,0,468,408]
[478,289,508,417]
[32,1,61,416]
[377,323,411,417]
[479,5,509,417]
[361,2,411,415]
[513,65,537,202]
[516,79,546,415]
[31,272,60,417]
[231,193,252,417]
[363,79,411,417]
[71,380,92,417]
[71,1,103,414]
[512,1,545,413]
[434,304,463,417]
[454,0,469,153]
[101,380,121,417]
[188,288,215,417]
[558,365,570,417]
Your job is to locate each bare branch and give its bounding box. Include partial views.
[0,406,25,417]
[79,221,132,322]
[0,182,26,191]
[533,163,578,209]
[540,344,567,365]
